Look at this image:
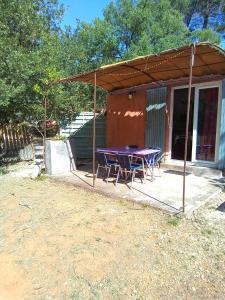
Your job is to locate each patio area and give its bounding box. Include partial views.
[52,162,223,214]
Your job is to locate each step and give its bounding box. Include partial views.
[161,162,222,179]
[34,150,44,155]
[35,158,44,163]
[33,145,44,150]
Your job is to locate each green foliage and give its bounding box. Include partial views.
[0,0,64,122]
[201,226,217,237]
[167,216,182,226]
[49,134,67,141]
[0,0,224,125]
[170,0,225,42]
[34,174,48,181]
[0,167,8,176]
[192,29,221,44]
[103,0,189,58]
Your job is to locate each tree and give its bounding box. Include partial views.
[103,0,189,59]
[0,0,64,122]
[170,0,225,43]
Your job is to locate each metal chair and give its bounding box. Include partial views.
[96,152,119,182]
[115,154,146,188]
[145,147,162,180]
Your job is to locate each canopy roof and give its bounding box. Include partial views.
[59,43,225,92]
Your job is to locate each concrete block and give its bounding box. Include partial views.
[9,164,41,178]
[45,140,76,175]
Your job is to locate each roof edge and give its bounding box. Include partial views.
[56,42,225,89]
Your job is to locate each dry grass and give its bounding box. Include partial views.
[0,176,224,299]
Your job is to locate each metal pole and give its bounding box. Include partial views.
[92,72,97,187]
[44,95,47,172]
[182,44,195,213]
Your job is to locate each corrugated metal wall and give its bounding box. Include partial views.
[218,78,225,170]
[145,87,167,153]
[60,112,105,159]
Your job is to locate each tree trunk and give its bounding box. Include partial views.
[203,13,209,29]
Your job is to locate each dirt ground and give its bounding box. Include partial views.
[0,175,225,300]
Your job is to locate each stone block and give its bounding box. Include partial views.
[45,140,76,175]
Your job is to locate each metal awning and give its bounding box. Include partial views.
[58,43,225,92]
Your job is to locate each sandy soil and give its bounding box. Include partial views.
[0,175,224,299]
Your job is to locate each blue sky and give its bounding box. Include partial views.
[59,0,112,27]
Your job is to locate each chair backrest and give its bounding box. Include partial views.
[96,151,107,166]
[105,152,117,163]
[149,147,162,163]
[145,152,156,165]
[146,147,162,165]
[116,154,131,170]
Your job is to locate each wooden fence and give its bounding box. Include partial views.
[0,123,31,158]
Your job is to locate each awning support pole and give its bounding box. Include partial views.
[44,95,47,172]
[92,72,97,187]
[182,44,195,213]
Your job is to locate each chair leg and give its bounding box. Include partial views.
[124,169,128,180]
[131,170,135,188]
[158,162,161,176]
[141,159,146,183]
[96,164,100,178]
[146,165,152,180]
[115,167,121,185]
[152,165,154,181]
[106,165,111,183]
[146,164,152,178]
[145,166,148,176]
[143,169,146,183]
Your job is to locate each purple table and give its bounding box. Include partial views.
[96,147,159,156]
[97,147,161,180]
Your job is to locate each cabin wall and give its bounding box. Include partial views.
[106,76,225,170]
[106,90,146,147]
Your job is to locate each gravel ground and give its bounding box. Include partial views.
[0,174,224,300]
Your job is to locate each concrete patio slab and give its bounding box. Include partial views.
[52,166,223,215]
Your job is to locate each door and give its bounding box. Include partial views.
[171,85,220,163]
[194,87,219,162]
[171,88,194,160]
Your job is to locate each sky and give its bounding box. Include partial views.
[59,0,112,28]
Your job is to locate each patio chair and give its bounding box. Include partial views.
[115,154,146,188]
[151,147,162,168]
[145,147,162,180]
[96,151,119,182]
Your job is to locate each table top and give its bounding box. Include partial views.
[96,147,160,156]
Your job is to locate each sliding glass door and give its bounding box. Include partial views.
[171,84,220,163]
[194,87,219,162]
[171,88,194,161]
